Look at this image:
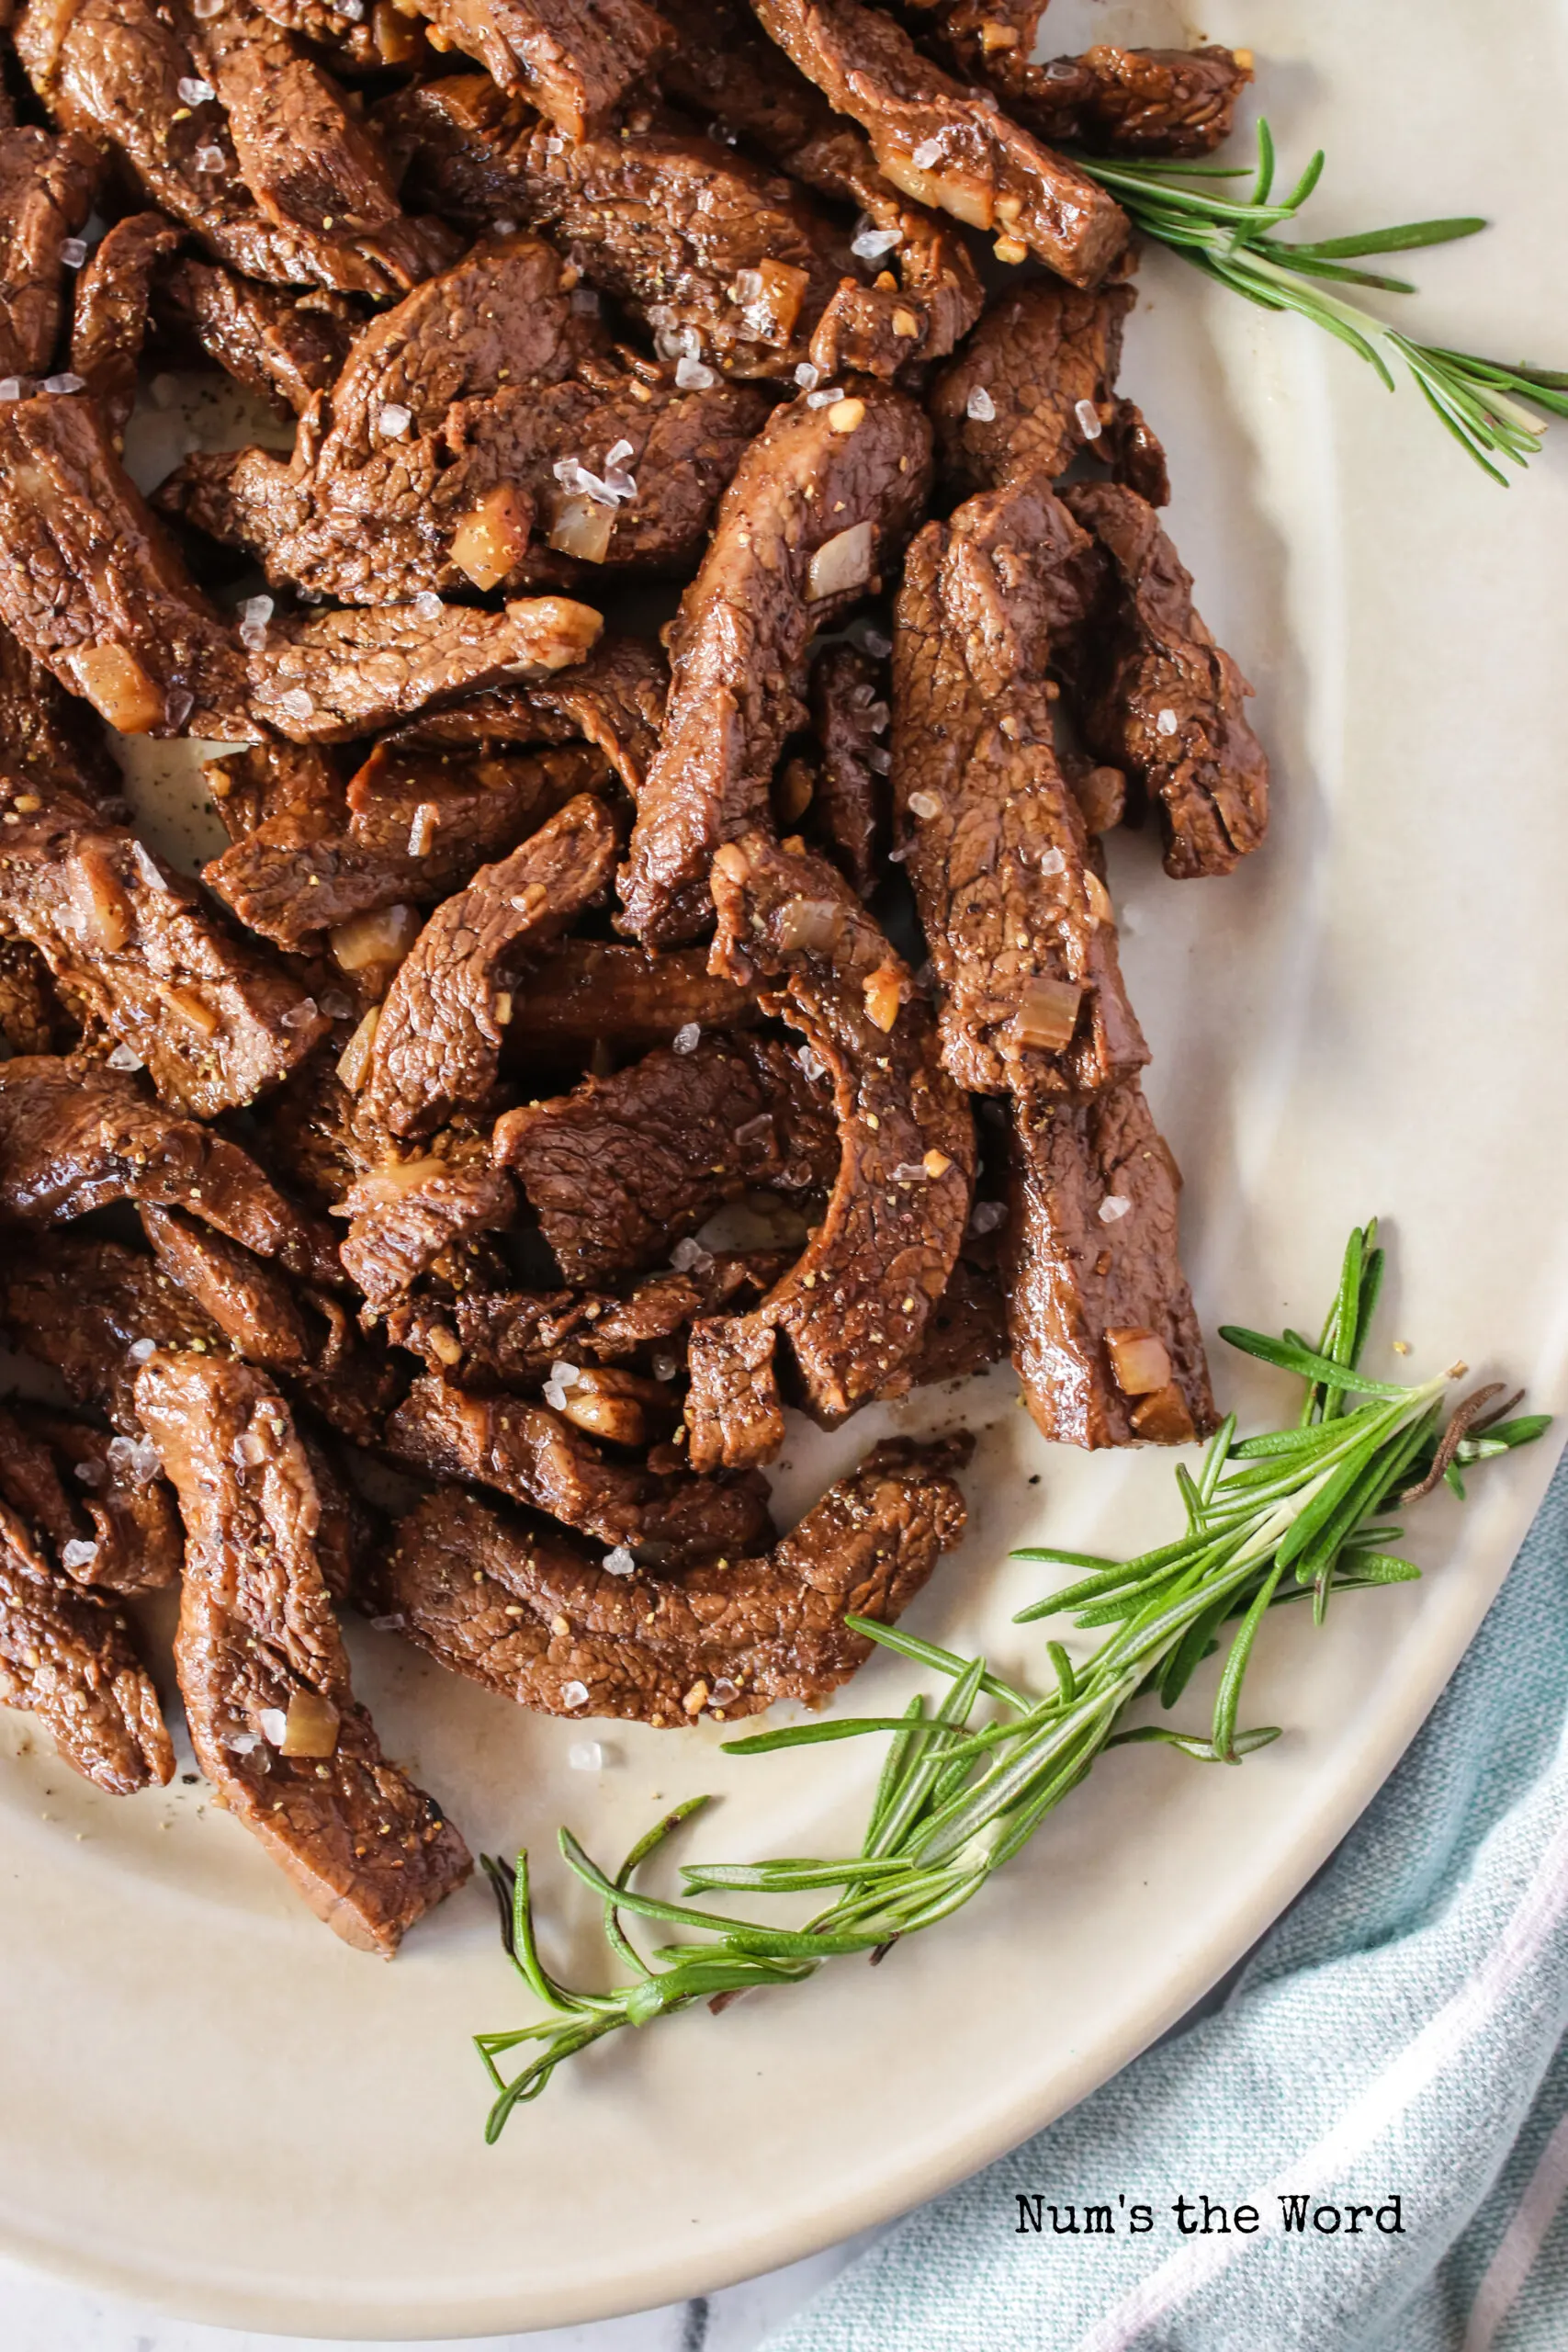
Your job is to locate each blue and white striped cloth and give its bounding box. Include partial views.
[764,1452,1568,2352]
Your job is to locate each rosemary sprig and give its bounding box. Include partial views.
[1074,120,1568,483]
[474,1223,1548,2139]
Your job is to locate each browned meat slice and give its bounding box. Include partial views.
[505,940,756,1058]
[383,1251,788,1386]
[659,0,982,375]
[0,123,99,377]
[795,641,887,896]
[247,595,602,743]
[750,0,1127,285]
[1002,1080,1213,1448]
[5,1236,227,1434]
[136,1351,470,1951]
[205,741,606,947]
[67,211,182,437]
[685,832,973,1466]
[0,1501,173,1793]
[380,75,850,382]
[201,740,342,844]
[0,778,329,1116]
[495,1033,815,1284]
[384,1374,772,1565]
[140,1203,403,1445]
[0,938,70,1055]
[982,44,1252,161]
[908,1249,1007,1386]
[0,391,248,739]
[0,618,121,808]
[364,793,620,1137]
[168,347,770,605]
[245,0,397,70]
[0,1057,339,1283]
[620,380,931,946]
[1061,481,1269,879]
[411,0,672,135]
[386,632,667,799]
[339,1158,518,1309]
[154,259,355,417]
[6,1407,184,1595]
[15,0,452,299]
[930,277,1151,499]
[372,1431,965,1721]
[256,1048,383,1210]
[891,476,1147,1101]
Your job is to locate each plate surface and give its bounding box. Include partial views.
[5,0,1568,2335]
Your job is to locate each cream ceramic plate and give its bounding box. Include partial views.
[5,0,1568,2335]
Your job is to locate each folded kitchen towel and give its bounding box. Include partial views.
[763,1449,1568,2352]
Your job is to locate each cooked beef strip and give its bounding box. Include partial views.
[749,0,1127,285]
[495,1032,815,1285]
[254,1046,381,1209]
[338,1158,517,1309]
[246,594,603,743]
[0,937,70,1054]
[167,345,770,604]
[382,1250,789,1386]
[658,0,982,374]
[409,0,672,137]
[370,1430,967,1723]
[685,831,974,1467]
[0,391,249,739]
[364,791,620,1137]
[504,939,757,1058]
[0,121,99,378]
[0,1057,340,1282]
[15,0,452,298]
[5,1235,228,1434]
[1002,1079,1213,1448]
[979,44,1252,162]
[140,1202,404,1445]
[930,277,1154,500]
[378,75,852,383]
[1061,481,1269,879]
[0,777,330,1116]
[385,632,667,799]
[891,475,1147,1101]
[205,740,608,947]
[798,641,886,896]
[0,617,121,808]
[384,1372,773,1565]
[908,1247,1007,1386]
[153,257,355,418]
[201,739,342,845]
[67,210,182,438]
[136,1350,471,1951]
[0,1498,174,1792]
[619,380,932,947]
[244,0,395,72]
[3,1404,184,1595]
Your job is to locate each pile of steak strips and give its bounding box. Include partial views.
[0,0,1267,1952]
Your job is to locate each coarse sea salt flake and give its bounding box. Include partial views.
[1074,397,1103,442]
[602,1545,636,1576]
[177,74,215,102]
[130,839,170,891]
[107,1042,143,1070]
[413,591,444,620]
[61,237,88,268]
[1039,846,1066,876]
[569,1740,604,1770]
[195,145,225,172]
[550,1361,582,1390]
[675,354,717,390]
[280,998,317,1031]
[73,1460,106,1487]
[912,136,944,167]
[0,379,23,402]
[1156,707,1179,736]
[129,1338,157,1362]
[650,1352,679,1383]
[277,688,314,719]
[560,1680,590,1709]
[239,594,274,627]
[970,1198,1007,1235]
[260,1708,288,1746]
[673,1021,701,1054]
[965,385,996,423]
[1099,1194,1133,1224]
[806,385,844,409]
[795,361,820,390]
[227,1730,259,1754]
[43,373,85,395]
[378,402,412,438]
[671,1237,711,1273]
[852,224,902,260]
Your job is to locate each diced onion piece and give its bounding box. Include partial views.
[1013,976,1082,1050]
[1084,869,1113,925]
[68,643,165,734]
[1131,1384,1198,1444]
[881,149,996,230]
[547,492,615,563]
[450,484,532,591]
[280,1687,341,1758]
[1106,1327,1173,1396]
[164,986,220,1036]
[336,1003,380,1091]
[330,901,421,973]
[863,961,904,1031]
[807,520,874,604]
[355,1154,446,1203]
[69,849,133,952]
[776,897,844,954]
